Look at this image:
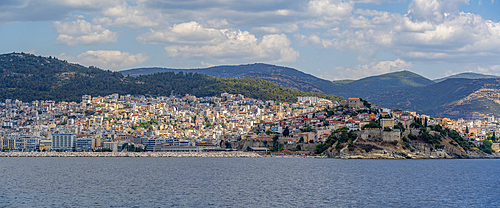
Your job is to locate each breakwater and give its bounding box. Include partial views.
[0,151,262,158]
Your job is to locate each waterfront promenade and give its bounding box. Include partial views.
[0,151,262,158]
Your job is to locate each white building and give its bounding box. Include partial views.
[52,133,76,151]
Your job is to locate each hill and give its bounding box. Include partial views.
[121,63,339,94]
[0,53,339,102]
[5,52,500,119]
[367,78,500,119]
[121,65,435,99]
[0,53,128,101]
[434,72,499,83]
[333,71,435,99]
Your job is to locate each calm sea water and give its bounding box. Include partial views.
[0,158,498,207]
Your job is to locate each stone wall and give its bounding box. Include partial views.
[224,140,317,152]
[361,129,401,142]
[492,143,500,152]
[402,129,421,138]
[382,130,401,142]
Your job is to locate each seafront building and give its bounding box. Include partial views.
[0,93,332,152]
[0,93,498,152]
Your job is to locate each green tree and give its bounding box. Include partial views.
[272,135,280,152]
[479,140,493,154]
[283,126,290,137]
[394,122,405,132]
[298,137,304,143]
[362,122,380,129]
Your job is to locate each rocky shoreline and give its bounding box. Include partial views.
[326,148,500,159]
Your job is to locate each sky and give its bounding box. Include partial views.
[1,0,499,81]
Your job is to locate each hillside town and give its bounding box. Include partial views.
[1,93,499,156]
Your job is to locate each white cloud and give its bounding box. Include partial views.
[204,19,230,28]
[58,50,149,70]
[138,21,299,63]
[54,19,117,46]
[23,49,37,54]
[297,1,500,67]
[0,0,124,23]
[294,31,375,55]
[304,0,354,28]
[4,0,500,77]
[407,0,470,22]
[470,65,500,74]
[308,0,354,18]
[54,0,123,8]
[252,24,299,33]
[137,21,229,45]
[201,61,215,67]
[91,2,165,28]
[394,12,500,64]
[320,59,413,80]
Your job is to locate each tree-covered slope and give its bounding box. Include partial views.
[134,72,340,102]
[333,71,435,99]
[0,53,339,102]
[434,72,500,83]
[0,53,128,101]
[121,63,341,94]
[121,66,435,99]
[367,78,500,118]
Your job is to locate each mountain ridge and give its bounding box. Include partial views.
[434,72,500,83]
[3,52,500,119]
[0,53,339,102]
[121,64,435,99]
[367,78,500,119]
[121,63,338,94]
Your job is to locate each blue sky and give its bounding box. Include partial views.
[1,0,499,80]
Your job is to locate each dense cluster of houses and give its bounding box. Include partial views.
[1,94,498,153]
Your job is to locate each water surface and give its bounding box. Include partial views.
[0,158,498,207]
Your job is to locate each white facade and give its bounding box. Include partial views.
[52,134,76,151]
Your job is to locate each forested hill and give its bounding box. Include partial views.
[121,64,435,98]
[134,72,340,102]
[332,71,435,98]
[0,53,340,102]
[0,53,126,101]
[433,72,500,83]
[121,63,339,94]
[367,78,500,119]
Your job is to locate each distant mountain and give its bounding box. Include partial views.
[121,65,435,99]
[5,52,500,119]
[434,72,499,83]
[0,53,339,102]
[333,71,435,99]
[331,80,354,85]
[0,53,127,101]
[367,78,500,119]
[121,63,337,94]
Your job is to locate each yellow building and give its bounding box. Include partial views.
[380,118,394,129]
[492,143,500,152]
[39,140,52,151]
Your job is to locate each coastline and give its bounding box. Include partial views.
[0,152,330,158]
[326,149,500,159]
[0,152,262,158]
[1,151,498,159]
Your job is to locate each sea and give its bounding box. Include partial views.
[0,158,498,207]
